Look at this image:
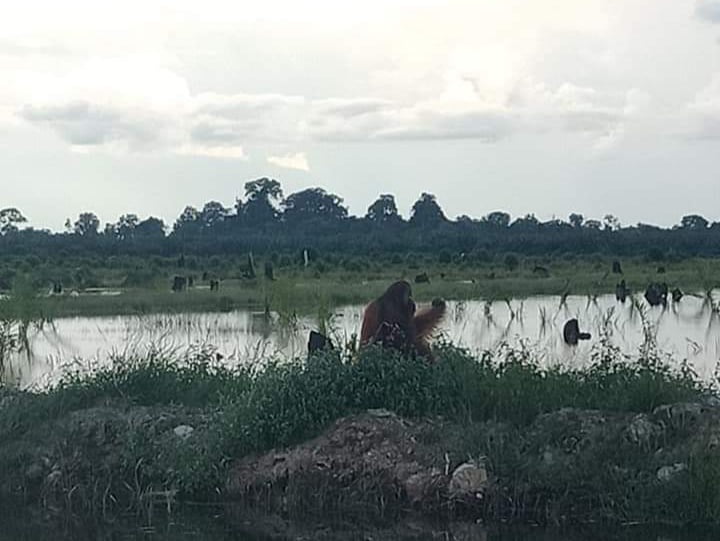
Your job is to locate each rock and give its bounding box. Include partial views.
[173,425,195,441]
[448,461,488,500]
[367,408,394,418]
[626,414,662,446]
[653,402,703,426]
[656,463,686,482]
[403,468,443,504]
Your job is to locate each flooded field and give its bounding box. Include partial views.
[5,291,720,387]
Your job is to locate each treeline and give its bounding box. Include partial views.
[1,178,720,259]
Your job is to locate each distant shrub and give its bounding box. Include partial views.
[341,259,363,273]
[472,249,492,264]
[647,247,665,262]
[122,268,158,288]
[504,253,520,271]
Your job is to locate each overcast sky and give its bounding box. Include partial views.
[2,0,720,231]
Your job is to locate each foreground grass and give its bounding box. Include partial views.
[1,338,715,524]
[2,256,719,318]
[2,340,704,443]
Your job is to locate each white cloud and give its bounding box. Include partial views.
[14,56,189,151]
[267,152,309,171]
[2,1,704,159]
[17,66,636,153]
[176,144,247,159]
[306,77,634,144]
[683,73,720,138]
[189,92,305,145]
[21,101,173,149]
[696,0,720,22]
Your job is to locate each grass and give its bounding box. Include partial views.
[1,334,712,520]
[3,335,705,441]
[1,255,720,318]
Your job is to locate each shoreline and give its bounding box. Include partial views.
[2,277,716,320]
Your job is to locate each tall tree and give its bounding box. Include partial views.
[282,188,348,223]
[366,194,401,224]
[569,213,584,229]
[199,201,229,229]
[510,214,540,231]
[114,213,139,241]
[173,206,201,237]
[680,214,709,231]
[482,211,511,228]
[0,207,27,235]
[74,212,100,236]
[242,178,283,224]
[603,214,621,231]
[409,193,446,227]
[135,217,166,239]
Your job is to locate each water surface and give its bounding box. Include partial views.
[6,292,720,387]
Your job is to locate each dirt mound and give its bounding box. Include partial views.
[227,399,720,523]
[227,409,487,516]
[4,395,720,525]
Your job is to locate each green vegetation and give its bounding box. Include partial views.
[1,334,716,524]
[1,252,719,318]
[3,179,720,264]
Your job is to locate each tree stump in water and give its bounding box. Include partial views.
[308,331,333,354]
[644,282,668,307]
[563,319,591,346]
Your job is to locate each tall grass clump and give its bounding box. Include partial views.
[9,336,703,452]
[0,276,53,381]
[218,336,705,459]
[0,344,248,439]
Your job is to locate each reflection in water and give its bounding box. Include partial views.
[5,292,720,388]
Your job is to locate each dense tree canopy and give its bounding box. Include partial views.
[74,212,100,237]
[282,187,348,223]
[409,192,446,227]
[366,194,400,224]
[0,208,26,235]
[1,178,720,260]
[241,177,283,225]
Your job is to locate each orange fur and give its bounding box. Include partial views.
[360,281,446,359]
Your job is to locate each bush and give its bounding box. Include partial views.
[504,253,520,271]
